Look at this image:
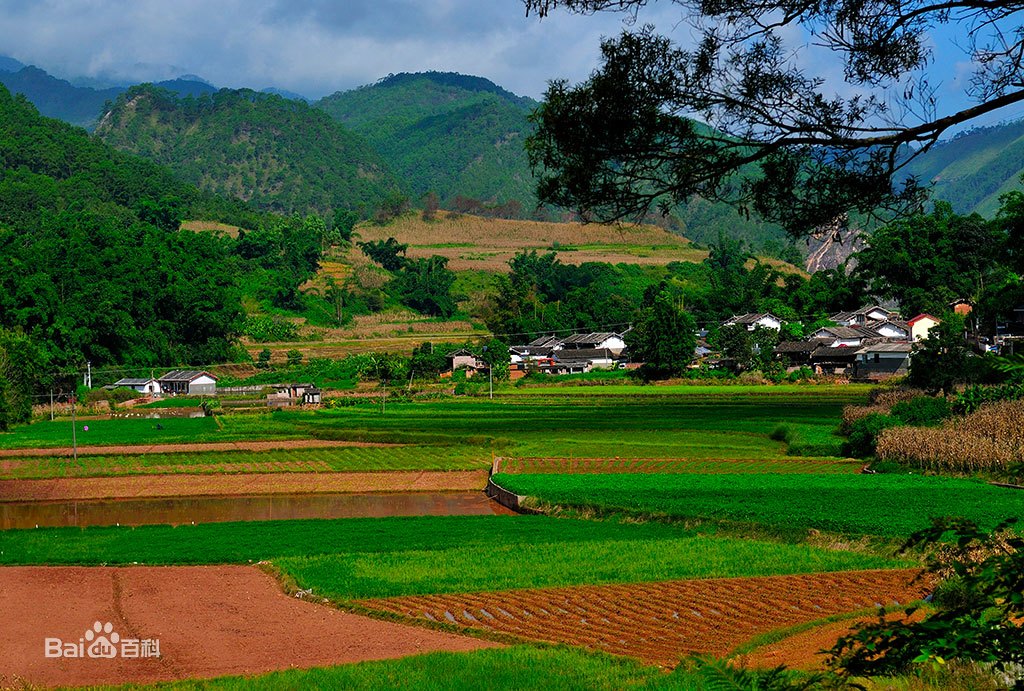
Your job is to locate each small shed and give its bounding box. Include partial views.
[157,370,218,395]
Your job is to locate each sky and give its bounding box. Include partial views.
[1,0,1019,130]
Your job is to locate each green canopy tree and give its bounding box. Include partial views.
[627,288,696,379]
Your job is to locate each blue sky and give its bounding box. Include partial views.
[0,0,1016,133]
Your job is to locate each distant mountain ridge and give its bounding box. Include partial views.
[95,85,399,215]
[316,71,539,210]
[902,119,1024,217]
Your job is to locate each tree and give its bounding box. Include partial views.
[907,314,971,394]
[390,256,457,317]
[421,191,440,221]
[359,237,408,272]
[856,203,1003,317]
[829,517,1024,685]
[524,1,1024,233]
[627,288,696,379]
[256,348,272,369]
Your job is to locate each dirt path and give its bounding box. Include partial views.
[0,470,490,501]
[0,439,400,458]
[0,565,498,687]
[363,569,927,668]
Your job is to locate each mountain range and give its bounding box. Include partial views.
[5,54,1023,263]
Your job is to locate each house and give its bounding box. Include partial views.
[852,342,913,379]
[722,313,782,331]
[559,332,628,355]
[157,370,217,395]
[108,377,161,395]
[810,326,878,348]
[526,335,563,350]
[830,305,901,327]
[950,299,973,317]
[908,313,942,341]
[773,339,830,368]
[445,348,488,377]
[864,319,910,340]
[550,348,618,374]
[266,383,321,407]
[809,346,859,375]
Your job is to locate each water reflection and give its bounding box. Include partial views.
[0,491,512,529]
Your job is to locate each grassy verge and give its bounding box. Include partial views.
[495,473,1024,538]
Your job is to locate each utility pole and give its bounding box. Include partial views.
[84,361,92,389]
[50,389,54,421]
[71,394,78,463]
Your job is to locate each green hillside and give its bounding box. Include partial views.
[903,119,1024,217]
[317,72,796,255]
[316,72,538,210]
[0,84,267,368]
[95,85,399,215]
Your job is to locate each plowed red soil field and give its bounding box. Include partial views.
[0,470,489,501]
[363,569,926,668]
[0,565,498,687]
[495,457,862,475]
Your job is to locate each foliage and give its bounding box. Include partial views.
[907,315,973,395]
[359,236,408,271]
[844,413,904,458]
[890,396,953,427]
[96,85,399,216]
[856,204,1004,317]
[242,316,299,343]
[628,288,697,379]
[829,517,1024,684]
[0,330,49,430]
[389,255,457,317]
[524,1,1023,232]
[954,377,1024,415]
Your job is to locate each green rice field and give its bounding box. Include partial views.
[494,473,1024,538]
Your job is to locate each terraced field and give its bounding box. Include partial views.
[364,569,927,667]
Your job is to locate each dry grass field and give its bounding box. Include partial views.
[356,211,708,271]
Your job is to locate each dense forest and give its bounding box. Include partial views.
[96,86,399,216]
[0,84,337,428]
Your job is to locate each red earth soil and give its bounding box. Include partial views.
[0,470,490,501]
[363,569,928,668]
[0,565,498,687]
[734,610,925,671]
[0,439,401,458]
[495,457,863,474]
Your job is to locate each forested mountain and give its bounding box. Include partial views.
[0,66,123,128]
[316,72,539,211]
[0,84,267,370]
[903,119,1024,217]
[95,85,399,215]
[0,61,221,129]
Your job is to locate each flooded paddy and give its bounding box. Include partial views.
[0,491,511,529]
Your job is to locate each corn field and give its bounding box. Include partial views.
[876,400,1024,472]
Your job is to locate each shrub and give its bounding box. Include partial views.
[769,424,794,444]
[844,413,903,458]
[243,316,299,343]
[890,395,951,426]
